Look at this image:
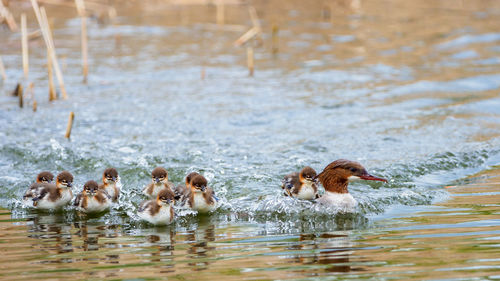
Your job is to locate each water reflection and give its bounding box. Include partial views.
[142,229,176,274]
[287,233,355,274]
[27,214,74,257]
[184,220,216,272]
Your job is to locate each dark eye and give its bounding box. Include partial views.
[349,167,357,173]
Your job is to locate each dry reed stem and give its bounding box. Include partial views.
[28,82,36,111]
[272,24,279,56]
[321,4,331,21]
[28,29,42,41]
[0,55,6,81]
[28,82,35,99]
[11,83,21,96]
[21,13,29,79]
[81,18,88,83]
[108,6,117,20]
[248,6,263,46]
[234,26,259,46]
[48,49,56,101]
[31,2,68,99]
[18,84,24,108]
[65,111,75,138]
[216,0,224,25]
[0,0,18,31]
[248,6,261,31]
[247,46,254,77]
[234,6,262,47]
[75,0,88,83]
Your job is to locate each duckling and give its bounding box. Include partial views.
[74,180,112,213]
[137,189,175,225]
[98,168,120,202]
[23,171,74,210]
[282,166,319,200]
[142,167,175,198]
[183,174,218,213]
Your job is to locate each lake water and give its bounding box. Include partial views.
[1,0,500,279]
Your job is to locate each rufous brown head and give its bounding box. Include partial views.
[317,159,387,192]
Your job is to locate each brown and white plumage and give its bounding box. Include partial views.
[98,168,120,202]
[174,171,200,203]
[142,167,175,198]
[74,180,112,213]
[316,159,387,210]
[281,166,319,200]
[137,189,175,225]
[23,171,74,210]
[181,174,218,213]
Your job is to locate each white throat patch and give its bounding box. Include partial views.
[348,175,361,182]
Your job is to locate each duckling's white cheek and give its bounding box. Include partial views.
[348,176,361,182]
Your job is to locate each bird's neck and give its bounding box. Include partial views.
[319,172,349,193]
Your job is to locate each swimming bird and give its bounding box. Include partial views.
[182,174,218,213]
[142,167,175,198]
[137,189,175,225]
[281,166,319,200]
[36,171,54,183]
[23,171,74,210]
[74,180,112,213]
[316,159,387,210]
[174,171,201,201]
[98,168,120,202]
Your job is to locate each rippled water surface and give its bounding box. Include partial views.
[1,0,500,279]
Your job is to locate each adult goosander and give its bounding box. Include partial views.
[142,167,175,198]
[98,168,120,202]
[316,159,387,210]
[23,171,74,210]
[74,180,112,213]
[137,189,175,225]
[282,166,319,200]
[36,171,54,183]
